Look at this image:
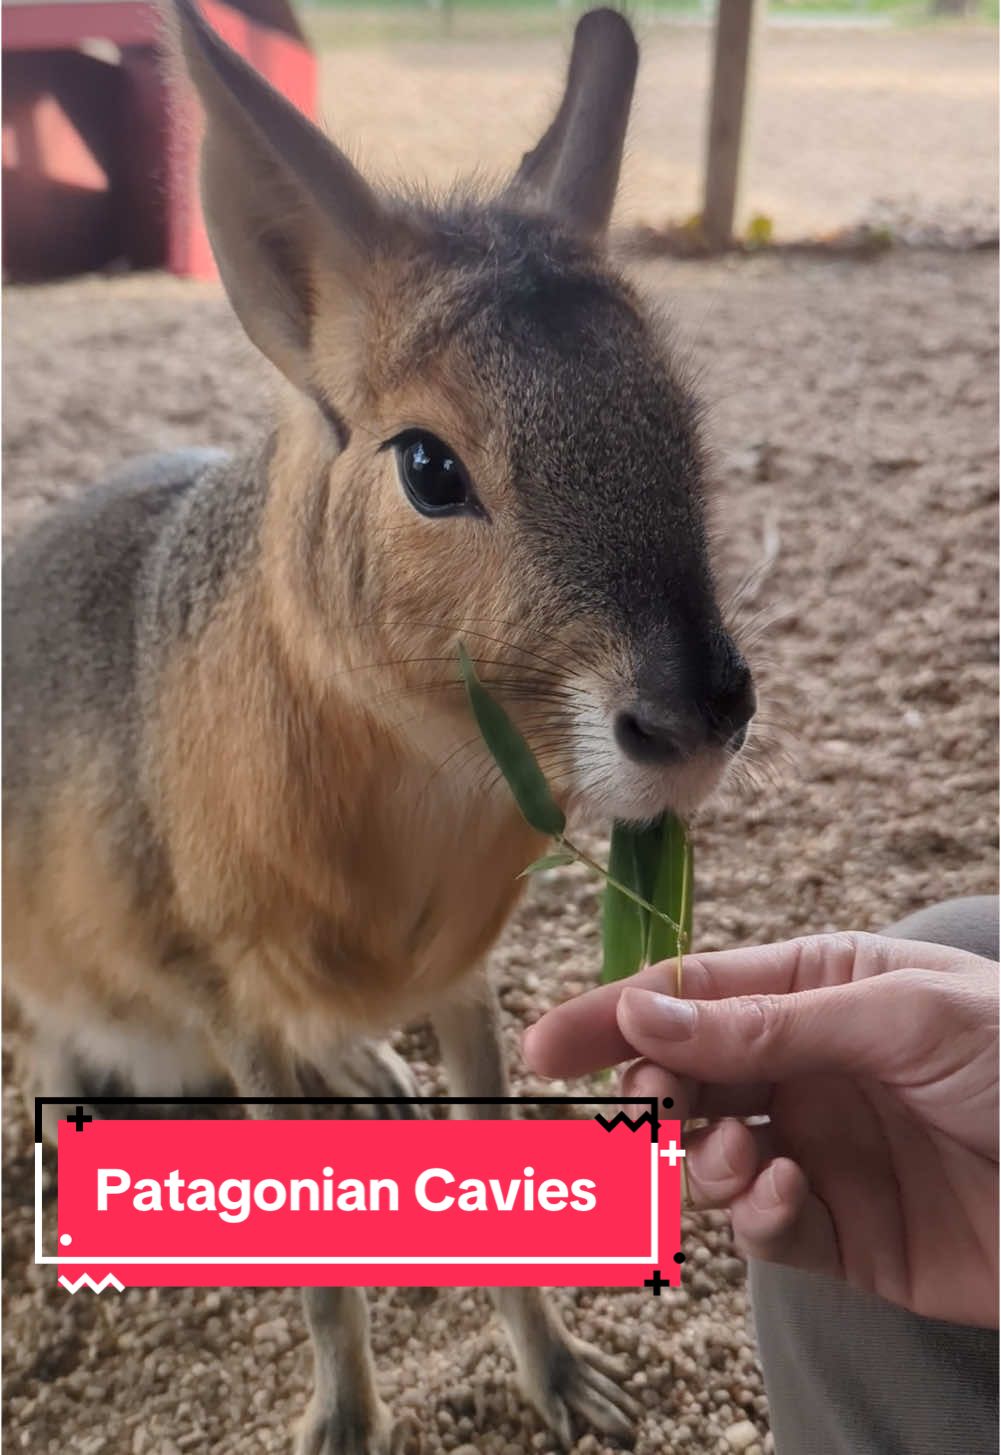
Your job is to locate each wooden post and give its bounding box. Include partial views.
[703,0,758,251]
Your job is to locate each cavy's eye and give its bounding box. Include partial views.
[388,430,484,519]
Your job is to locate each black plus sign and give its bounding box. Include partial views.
[66,1106,92,1132]
[643,1269,668,1296]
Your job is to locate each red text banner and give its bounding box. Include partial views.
[50,1115,684,1289]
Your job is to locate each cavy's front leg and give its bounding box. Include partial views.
[213,1025,408,1455]
[298,1038,424,1119]
[297,1286,415,1455]
[432,977,639,1449]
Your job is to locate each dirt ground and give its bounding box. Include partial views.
[2,19,998,1455]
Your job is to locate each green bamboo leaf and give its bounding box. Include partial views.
[518,850,576,877]
[630,819,665,950]
[600,824,646,983]
[600,819,664,982]
[601,814,692,981]
[645,813,693,965]
[632,823,663,898]
[457,644,566,838]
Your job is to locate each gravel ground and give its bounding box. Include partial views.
[2,24,998,1454]
[4,244,997,1455]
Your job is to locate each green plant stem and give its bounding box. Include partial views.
[675,819,691,1207]
[531,826,692,1203]
[559,837,683,936]
[675,822,691,995]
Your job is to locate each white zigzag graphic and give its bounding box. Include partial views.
[58,1273,125,1295]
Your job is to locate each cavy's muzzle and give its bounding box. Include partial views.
[614,636,755,768]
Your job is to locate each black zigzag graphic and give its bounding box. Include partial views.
[593,1111,655,1134]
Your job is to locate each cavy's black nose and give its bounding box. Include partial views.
[617,632,755,766]
[614,702,692,765]
[704,651,756,748]
[728,721,750,753]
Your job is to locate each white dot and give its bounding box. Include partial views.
[322,1167,333,1178]
[59,1233,72,1246]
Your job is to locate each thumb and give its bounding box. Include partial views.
[616,971,931,1086]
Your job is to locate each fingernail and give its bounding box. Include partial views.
[619,1060,671,1102]
[754,1162,784,1209]
[701,1124,732,1182]
[620,988,696,1040]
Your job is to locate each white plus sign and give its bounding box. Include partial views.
[659,1140,686,1166]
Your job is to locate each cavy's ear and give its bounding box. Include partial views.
[166,0,395,391]
[511,7,638,236]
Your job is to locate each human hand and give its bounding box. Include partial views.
[524,933,999,1326]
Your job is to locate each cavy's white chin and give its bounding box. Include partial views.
[566,742,731,829]
[564,704,727,832]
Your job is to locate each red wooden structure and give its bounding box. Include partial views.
[2,0,317,279]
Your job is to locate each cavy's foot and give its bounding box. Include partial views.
[520,1332,638,1448]
[496,1287,638,1448]
[296,1397,419,1455]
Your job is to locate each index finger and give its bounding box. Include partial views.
[523,960,672,1079]
[522,932,966,1080]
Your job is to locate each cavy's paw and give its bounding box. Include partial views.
[518,1331,638,1448]
[296,1397,420,1455]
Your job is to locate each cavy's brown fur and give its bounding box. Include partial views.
[3,6,755,1451]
